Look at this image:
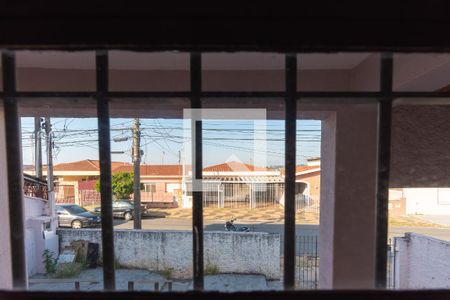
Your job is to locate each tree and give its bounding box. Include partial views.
[96,172,134,200]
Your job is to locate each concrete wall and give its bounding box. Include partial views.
[395,233,450,289]
[58,229,281,279]
[24,196,45,276]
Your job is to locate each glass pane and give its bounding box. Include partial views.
[108,51,190,91]
[202,52,284,91]
[393,54,450,91]
[110,98,192,291]
[20,98,103,291]
[16,51,96,91]
[388,98,450,289]
[200,98,284,291]
[298,53,379,91]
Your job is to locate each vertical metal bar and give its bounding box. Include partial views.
[128,281,134,291]
[284,53,297,290]
[96,50,116,291]
[154,281,160,291]
[2,51,27,289]
[74,281,80,291]
[314,235,318,289]
[190,52,204,290]
[375,52,393,288]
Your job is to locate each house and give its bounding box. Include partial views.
[182,160,322,210]
[113,164,183,207]
[183,161,284,209]
[26,159,183,207]
[402,188,450,216]
[24,159,131,205]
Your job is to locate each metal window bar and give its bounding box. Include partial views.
[190,52,204,291]
[375,53,393,289]
[2,51,27,289]
[284,53,297,290]
[96,50,116,291]
[5,90,450,98]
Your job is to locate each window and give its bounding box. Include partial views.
[2,49,450,296]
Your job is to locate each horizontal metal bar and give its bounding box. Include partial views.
[4,91,450,99]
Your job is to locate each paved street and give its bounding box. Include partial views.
[114,217,450,241]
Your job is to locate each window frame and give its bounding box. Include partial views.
[2,49,449,293]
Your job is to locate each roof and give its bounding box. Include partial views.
[280,165,321,175]
[204,175,283,183]
[113,164,182,176]
[53,159,130,172]
[296,166,320,173]
[203,161,271,172]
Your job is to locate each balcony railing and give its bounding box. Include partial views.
[23,174,48,200]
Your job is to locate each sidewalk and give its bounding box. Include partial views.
[149,207,320,224]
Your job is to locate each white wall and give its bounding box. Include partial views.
[58,229,281,279]
[24,196,46,276]
[404,188,450,215]
[395,233,450,289]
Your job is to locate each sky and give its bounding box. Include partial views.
[21,117,321,168]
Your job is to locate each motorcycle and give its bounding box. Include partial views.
[224,218,250,232]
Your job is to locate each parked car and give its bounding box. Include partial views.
[56,204,101,229]
[94,200,147,221]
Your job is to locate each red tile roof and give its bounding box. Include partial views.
[296,165,320,173]
[203,161,270,172]
[280,165,320,175]
[113,164,183,176]
[53,159,130,172]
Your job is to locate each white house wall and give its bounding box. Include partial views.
[404,188,450,215]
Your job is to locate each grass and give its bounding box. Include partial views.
[388,216,448,228]
[204,262,220,275]
[158,267,174,279]
[53,262,83,278]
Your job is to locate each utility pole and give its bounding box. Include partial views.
[44,117,56,227]
[34,117,42,179]
[132,118,142,229]
[44,117,54,193]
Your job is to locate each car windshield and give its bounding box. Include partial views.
[64,205,88,215]
[117,201,133,207]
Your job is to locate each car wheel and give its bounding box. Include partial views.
[71,220,83,229]
[124,212,133,221]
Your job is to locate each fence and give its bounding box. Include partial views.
[387,238,396,289]
[201,182,284,209]
[54,184,75,204]
[295,235,396,289]
[296,235,319,289]
[295,194,319,215]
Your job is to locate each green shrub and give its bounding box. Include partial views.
[159,267,174,279]
[204,262,219,275]
[42,249,57,275]
[53,262,83,278]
